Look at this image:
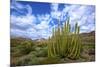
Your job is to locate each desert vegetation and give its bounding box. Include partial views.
[47,18,81,59]
[11,18,95,66]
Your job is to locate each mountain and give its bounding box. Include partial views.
[80,31,95,37]
[11,31,95,46]
[80,31,95,45]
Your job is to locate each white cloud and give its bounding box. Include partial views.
[11,28,28,37]
[80,24,95,33]
[11,1,52,39]
[37,14,51,22]
[52,4,95,33]
[26,5,33,15]
[11,2,95,39]
[51,11,61,19]
[51,4,94,33]
[11,1,35,26]
[11,14,36,28]
[51,3,59,11]
[36,21,49,30]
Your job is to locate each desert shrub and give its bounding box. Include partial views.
[11,47,24,57]
[36,47,48,57]
[30,46,48,57]
[28,57,40,65]
[16,41,33,55]
[16,57,31,66]
[15,54,35,66]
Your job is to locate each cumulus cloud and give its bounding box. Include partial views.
[50,3,95,33]
[11,1,52,39]
[10,1,95,39]
[51,7,61,19]
[51,3,59,11]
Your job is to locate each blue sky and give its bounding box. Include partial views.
[10,0,95,40]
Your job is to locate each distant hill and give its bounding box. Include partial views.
[11,31,95,46]
[80,31,95,45]
[80,31,95,37]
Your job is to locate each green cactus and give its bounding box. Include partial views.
[47,17,82,59]
[67,23,81,59]
[48,37,54,57]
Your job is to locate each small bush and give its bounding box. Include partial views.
[36,47,48,57]
[17,41,33,55]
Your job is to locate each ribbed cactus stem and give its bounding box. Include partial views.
[68,23,81,59]
[48,37,54,57]
[48,37,51,57]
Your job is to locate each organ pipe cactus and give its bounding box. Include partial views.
[47,17,82,59]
